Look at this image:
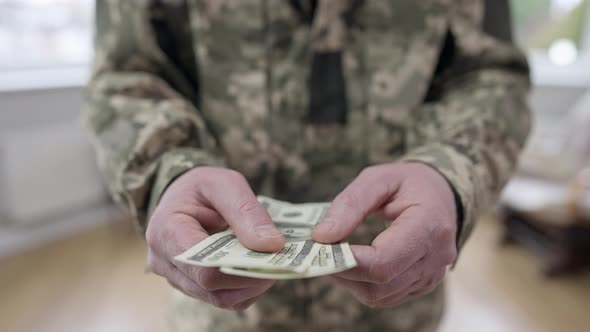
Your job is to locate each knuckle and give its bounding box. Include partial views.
[184,284,205,300]
[441,246,457,266]
[235,198,262,216]
[146,252,160,273]
[368,258,392,284]
[201,168,244,191]
[196,270,218,291]
[206,292,221,308]
[362,285,381,304]
[412,268,426,286]
[361,164,382,175]
[429,223,457,266]
[361,164,390,178]
[336,191,361,211]
[146,218,175,254]
[168,278,204,302]
[358,167,374,179]
[437,222,456,244]
[212,292,239,310]
[231,298,256,311]
[225,169,247,183]
[369,270,391,284]
[145,225,160,250]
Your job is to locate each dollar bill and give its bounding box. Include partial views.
[257,196,329,226]
[174,229,320,273]
[174,196,357,278]
[220,242,357,279]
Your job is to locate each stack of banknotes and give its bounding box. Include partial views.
[174,196,357,279]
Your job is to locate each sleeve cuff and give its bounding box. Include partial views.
[145,148,224,232]
[400,143,483,255]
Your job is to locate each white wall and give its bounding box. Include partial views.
[0,86,121,257]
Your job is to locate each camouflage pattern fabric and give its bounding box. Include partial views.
[83,0,531,331]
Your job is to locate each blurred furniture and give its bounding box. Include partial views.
[500,173,590,277]
[499,89,590,277]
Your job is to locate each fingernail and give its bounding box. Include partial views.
[254,224,284,239]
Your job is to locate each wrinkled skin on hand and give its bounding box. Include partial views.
[313,163,458,308]
[146,167,285,310]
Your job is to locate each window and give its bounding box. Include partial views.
[512,0,590,67]
[0,0,94,71]
[0,1,587,89]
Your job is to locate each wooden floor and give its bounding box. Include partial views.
[1,218,589,332]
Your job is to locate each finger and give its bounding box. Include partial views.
[156,231,274,290]
[152,213,276,290]
[147,212,211,258]
[364,289,414,309]
[152,254,274,309]
[369,273,443,309]
[210,283,274,310]
[368,208,430,280]
[157,177,228,233]
[312,166,400,243]
[169,277,271,310]
[407,269,446,297]
[330,245,377,282]
[333,214,427,283]
[148,189,227,262]
[332,255,430,302]
[167,279,200,300]
[179,205,227,234]
[373,192,421,228]
[149,253,208,301]
[333,272,424,309]
[200,169,285,252]
[330,277,392,305]
[331,275,425,309]
[190,267,275,291]
[231,296,260,311]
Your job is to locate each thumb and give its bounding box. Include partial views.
[204,170,285,252]
[312,167,396,243]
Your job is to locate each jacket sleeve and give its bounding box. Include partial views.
[83,1,223,233]
[401,0,532,251]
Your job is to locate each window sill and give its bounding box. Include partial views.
[0,66,90,93]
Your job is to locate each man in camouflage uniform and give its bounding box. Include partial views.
[84,0,531,331]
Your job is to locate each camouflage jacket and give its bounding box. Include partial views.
[84,1,530,331]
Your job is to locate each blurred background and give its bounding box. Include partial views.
[0,1,589,332]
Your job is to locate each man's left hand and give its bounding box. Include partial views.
[312,163,458,308]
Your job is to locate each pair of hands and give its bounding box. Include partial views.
[146,163,457,310]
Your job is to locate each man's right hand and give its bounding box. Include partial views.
[145,167,285,310]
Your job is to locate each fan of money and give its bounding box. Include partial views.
[174,196,357,279]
